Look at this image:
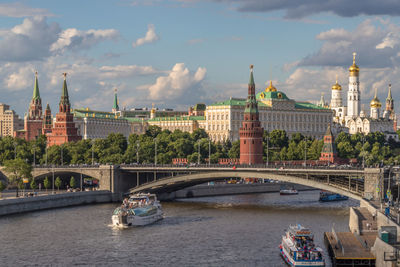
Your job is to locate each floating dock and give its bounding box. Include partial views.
[324,231,376,266]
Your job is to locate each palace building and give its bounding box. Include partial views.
[206,80,332,142]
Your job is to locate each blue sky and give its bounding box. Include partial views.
[1,0,400,116]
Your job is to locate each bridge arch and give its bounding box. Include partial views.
[130,171,363,201]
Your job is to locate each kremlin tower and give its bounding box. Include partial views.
[239,65,264,165]
[384,84,394,120]
[319,124,338,163]
[47,73,81,146]
[14,72,44,141]
[42,103,52,135]
[112,88,119,113]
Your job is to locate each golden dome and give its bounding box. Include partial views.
[349,52,359,76]
[370,89,381,108]
[332,75,342,90]
[265,80,277,92]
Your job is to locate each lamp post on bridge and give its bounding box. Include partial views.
[13,141,17,159]
[52,165,55,194]
[304,137,307,167]
[154,138,158,165]
[136,141,140,164]
[45,141,48,166]
[32,144,36,166]
[91,139,95,165]
[197,140,201,165]
[60,145,63,166]
[266,136,269,167]
[208,138,211,166]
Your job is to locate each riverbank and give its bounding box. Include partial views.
[0,190,118,216]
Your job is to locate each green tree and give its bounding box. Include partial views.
[0,180,6,198]
[3,158,32,197]
[43,177,50,192]
[55,177,62,191]
[30,178,37,191]
[70,176,76,188]
[228,140,240,159]
[269,130,288,148]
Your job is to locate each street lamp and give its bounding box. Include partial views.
[198,140,201,165]
[154,138,158,165]
[362,135,365,168]
[91,139,95,165]
[45,143,48,166]
[33,144,36,166]
[52,165,55,194]
[13,142,17,159]
[208,138,211,166]
[60,145,63,166]
[136,141,140,164]
[304,137,307,167]
[266,136,269,167]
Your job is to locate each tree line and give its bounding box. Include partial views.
[0,126,398,166]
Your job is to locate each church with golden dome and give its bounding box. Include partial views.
[330,53,397,139]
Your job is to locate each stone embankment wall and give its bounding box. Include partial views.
[0,191,117,216]
[349,207,360,235]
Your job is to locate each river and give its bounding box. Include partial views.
[0,190,358,266]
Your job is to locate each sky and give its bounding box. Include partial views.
[1,0,400,116]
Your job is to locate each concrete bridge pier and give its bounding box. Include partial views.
[364,168,383,201]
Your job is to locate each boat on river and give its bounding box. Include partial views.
[319,191,348,202]
[112,193,163,227]
[279,224,325,266]
[280,188,298,195]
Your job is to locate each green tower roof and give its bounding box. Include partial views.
[249,65,255,85]
[113,89,119,111]
[32,72,40,100]
[60,73,70,106]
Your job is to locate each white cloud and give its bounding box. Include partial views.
[148,63,206,100]
[5,65,35,90]
[0,3,53,17]
[0,16,60,62]
[300,19,400,68]
[50,28,119,53]
[132,24,159,48]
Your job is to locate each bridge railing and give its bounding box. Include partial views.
[30,163,364,171]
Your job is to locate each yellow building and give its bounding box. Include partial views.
[0,103,23,137]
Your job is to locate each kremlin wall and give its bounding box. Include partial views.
[0,53,398,148]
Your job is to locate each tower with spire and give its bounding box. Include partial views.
[47,73,81,146]
[347,52,361,119]
[112,88,119,113]
[14,71,44,141]
[239,65,264,165]
[42,103,52,135]
[319,124,338,163]
[384,84,394,120]
[330,75,342,108]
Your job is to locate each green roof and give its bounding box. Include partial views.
[209,98,246,106]
[73,108,125,120]
[60,75,70,106]
[249,69,254,85]
[113,91,119,110]
[256,91,289,100]
[295,102,329,110]
[193,103,206,111]
[32,74,40,100]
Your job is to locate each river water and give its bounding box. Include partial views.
[0,190,358,266]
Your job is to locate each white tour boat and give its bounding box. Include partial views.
[112,193,163,227]
[279,224,325,266]
[280,188,298,195]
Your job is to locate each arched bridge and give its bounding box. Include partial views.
[28,165,383,201]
